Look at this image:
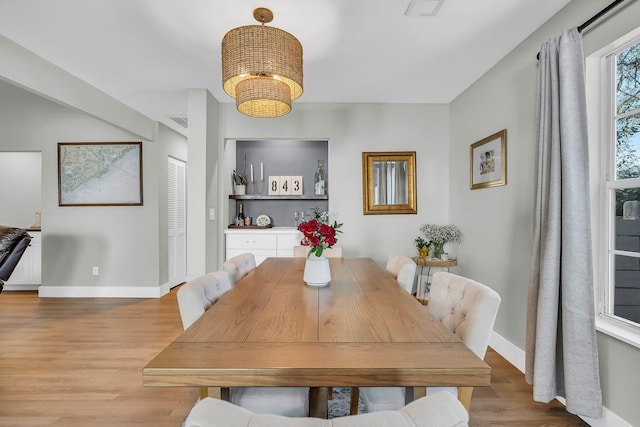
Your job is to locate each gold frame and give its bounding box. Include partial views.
[362,151,417,215]
[470,129,507,190]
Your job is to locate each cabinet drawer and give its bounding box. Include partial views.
[226,234,276,250]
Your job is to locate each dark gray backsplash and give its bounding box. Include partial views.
[234,140,329,227]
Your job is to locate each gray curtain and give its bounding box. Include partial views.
[526,28,603,419]
[392,161,408,204]
[376,163,387,205]
[374,161,408,205]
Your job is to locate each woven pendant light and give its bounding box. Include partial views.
[222,8,303,118]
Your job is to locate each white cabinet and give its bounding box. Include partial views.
[4,230,41,290]
[225,228,301,265]
[276,232,301,258]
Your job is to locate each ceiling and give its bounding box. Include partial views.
[0,0,572,125]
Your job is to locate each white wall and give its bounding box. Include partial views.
[0,152,41,227]
[0,79,186,296]
[186,89,221,280]
[0,36,155,140]
[449,0,640,425]
[218,102,451,267]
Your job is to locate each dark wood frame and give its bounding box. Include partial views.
[58,142,143,206]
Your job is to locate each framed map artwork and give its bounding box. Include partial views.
[58,142,143,206]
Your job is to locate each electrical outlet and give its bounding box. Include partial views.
[92,266,99,276]
[209,208,215,221]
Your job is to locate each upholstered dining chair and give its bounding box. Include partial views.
[223,253,257,286]
[177,270,310,417]
[356,272,501,414]
[293,245,343,258]
[385,254,417,294]
[183,391,469,427]
[177,270,232,330]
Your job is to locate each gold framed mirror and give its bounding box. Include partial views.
[362,151,417,215]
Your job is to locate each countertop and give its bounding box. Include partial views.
[224,227,299,234]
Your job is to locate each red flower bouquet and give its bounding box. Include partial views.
[297,210,342,257]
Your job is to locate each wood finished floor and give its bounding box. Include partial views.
[0,288,588,426]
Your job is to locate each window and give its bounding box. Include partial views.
[597,33,640,347]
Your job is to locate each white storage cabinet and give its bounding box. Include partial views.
[4,230,41,290]
[225,228,302,265]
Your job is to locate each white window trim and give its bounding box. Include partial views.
[590,28,640,349]
[596,315,640,349]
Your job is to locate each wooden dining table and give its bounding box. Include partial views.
[143,257,490,417]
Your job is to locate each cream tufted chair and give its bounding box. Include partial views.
[293,245,343,258]
[177,271,232,330]
[358,272,501,414]
[386,254,417,294]
[223,253,257,286]
[178,270,309,417]
[184,392,469,427]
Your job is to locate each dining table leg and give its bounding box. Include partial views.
[202,387,230,401]
[407,386,426,404]
[458,386,473,411]
[309,386,328,418]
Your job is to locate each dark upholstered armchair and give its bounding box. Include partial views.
[0,226,32,293]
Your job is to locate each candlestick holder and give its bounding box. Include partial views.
[251,178,265,195]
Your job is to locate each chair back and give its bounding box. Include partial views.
[293,245,343,258]
[223,253,257,286]
[293,246,307,257]
[386,254,417,294]
[177,271,232,329]
[428,272,501,358]
[0,226,32,282]
[184,392,468,427]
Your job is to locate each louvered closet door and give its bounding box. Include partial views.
[168,157,186,287]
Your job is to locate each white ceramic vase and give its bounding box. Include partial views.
[235,184,246,195]
[303,253,331,286]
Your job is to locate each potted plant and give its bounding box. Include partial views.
[419,224,462,260]
[232,170,247,195]
[414,236,430,260]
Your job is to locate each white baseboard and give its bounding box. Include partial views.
[489,331,632,427]
[38,282,173,298]
[2,284,40,291]
[489,330,526,373]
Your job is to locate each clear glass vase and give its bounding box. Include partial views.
[314,159,326,195]
[431,241,445,260]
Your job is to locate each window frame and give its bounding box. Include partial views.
[595,31,640,349]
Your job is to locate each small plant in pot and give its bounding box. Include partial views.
[415,237,430,260]
[232,170,247,195]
